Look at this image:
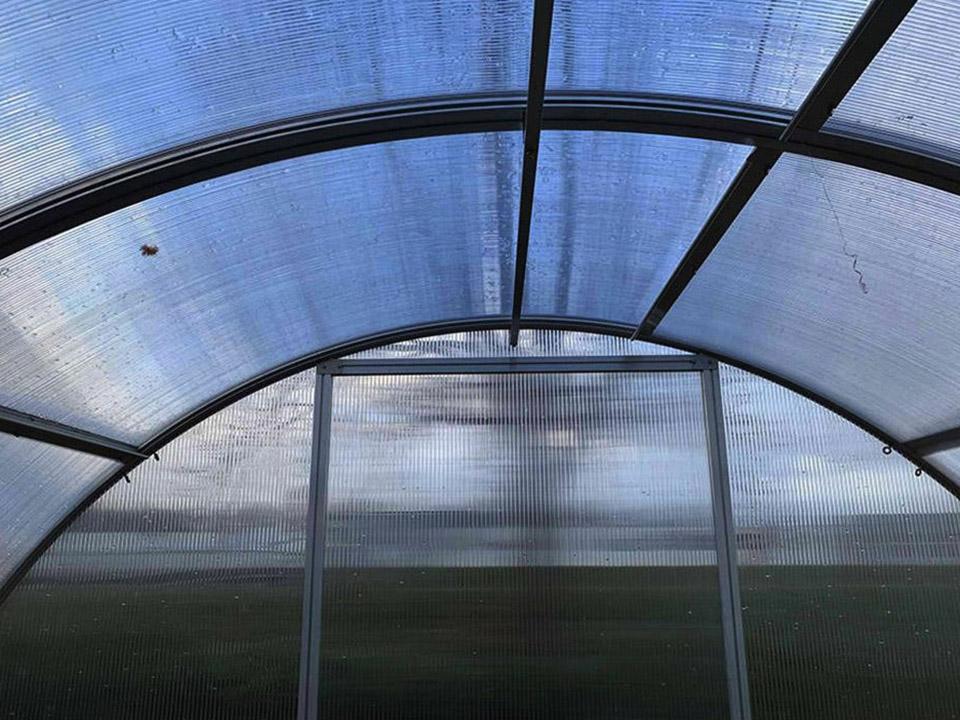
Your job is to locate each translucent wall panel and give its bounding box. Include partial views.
[353,328,687,359]
[658,153,960,441]
[721,365,960,719]
[547,0,868,109]
[831,0,960,159]
[0,133,519,442]
[0,370,314,720]
[0,435,118,590]
[319,371,726,719]
[526,132,749,323]
[0,1,531,211]
[925,448,960,485]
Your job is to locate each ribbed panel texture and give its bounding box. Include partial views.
[0,132,520,443]
[318,371,725,719]
[721,365,960,720]
[0,371,315,720]
[548,0,867,110]
[352,328,681,359]
[658,153,960,442]
[526,132,749,323]
[0,434,119,588]
[831,0,960,160]
[0,0,532,211]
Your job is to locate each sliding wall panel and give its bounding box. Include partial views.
[721,365,960,720]
[0,371,315,720]
[318,370,726,719]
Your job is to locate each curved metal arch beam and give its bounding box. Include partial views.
[3,92,960,262]
[2,315,957,609]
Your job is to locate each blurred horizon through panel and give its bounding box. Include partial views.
[722,365,960,719]
[318,370,727,719]
[0,370,315,720]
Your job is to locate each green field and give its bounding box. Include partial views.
[1,566,959,719]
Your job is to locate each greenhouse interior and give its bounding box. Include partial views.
[3,1,960,718]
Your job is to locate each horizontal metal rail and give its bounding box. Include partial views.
[318,354,709,376]
[0,405,146,463]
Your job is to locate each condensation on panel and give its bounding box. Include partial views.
[0,370,315,720]
[0,0,531,211]
[547,0,868,109]
[830,0,960,160]
[351,328,685,359]
[721,364,960,720]
[0,435,119,589]
[0,132,520,443]
[657,153,960,442]
[525,132,749,323]
[320,372,726,719]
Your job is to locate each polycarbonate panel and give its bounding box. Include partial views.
[831,0,960,159]
[319,371,726,719]
[0,435,118,590]
[353,328,688,359]
[0,1,531,211]
[0,370,314,720]
[526,132,749,322]
[925,448,960,485]
[722,365,960,719]
[547,0,868,108]
[0,132,519,442]
[658,153,960,441]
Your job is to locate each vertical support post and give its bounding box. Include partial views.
[298,371,334,720]
[701,362,751,720]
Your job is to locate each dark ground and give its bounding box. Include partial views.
[1,566,959,719]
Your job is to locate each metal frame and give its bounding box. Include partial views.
[509,0,555,346]
[905,427,960,457]
[702,364,752,720]
[299,350,750,720]
[298,372,333,720]
[317,354,708,375]
[4,316,958,615]
[0,1,955,710]
[0,405,145,463]
[634,0,917,337]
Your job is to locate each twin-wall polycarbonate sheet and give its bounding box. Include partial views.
[352,328,688,359]
[0,133,519,442]
[721,365,960,720]
[320,371,727,719]
[925,448,960,485]
[830,0,960,160]
[0,370,315,720]
[546,0,868,109]
[525,132,749,323]
[657,153,960,442]
[0,1,531,211]
[0,434,118,591]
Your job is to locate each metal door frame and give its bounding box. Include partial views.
[299,353,749,720]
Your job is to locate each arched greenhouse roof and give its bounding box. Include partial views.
[2,0,960,612]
